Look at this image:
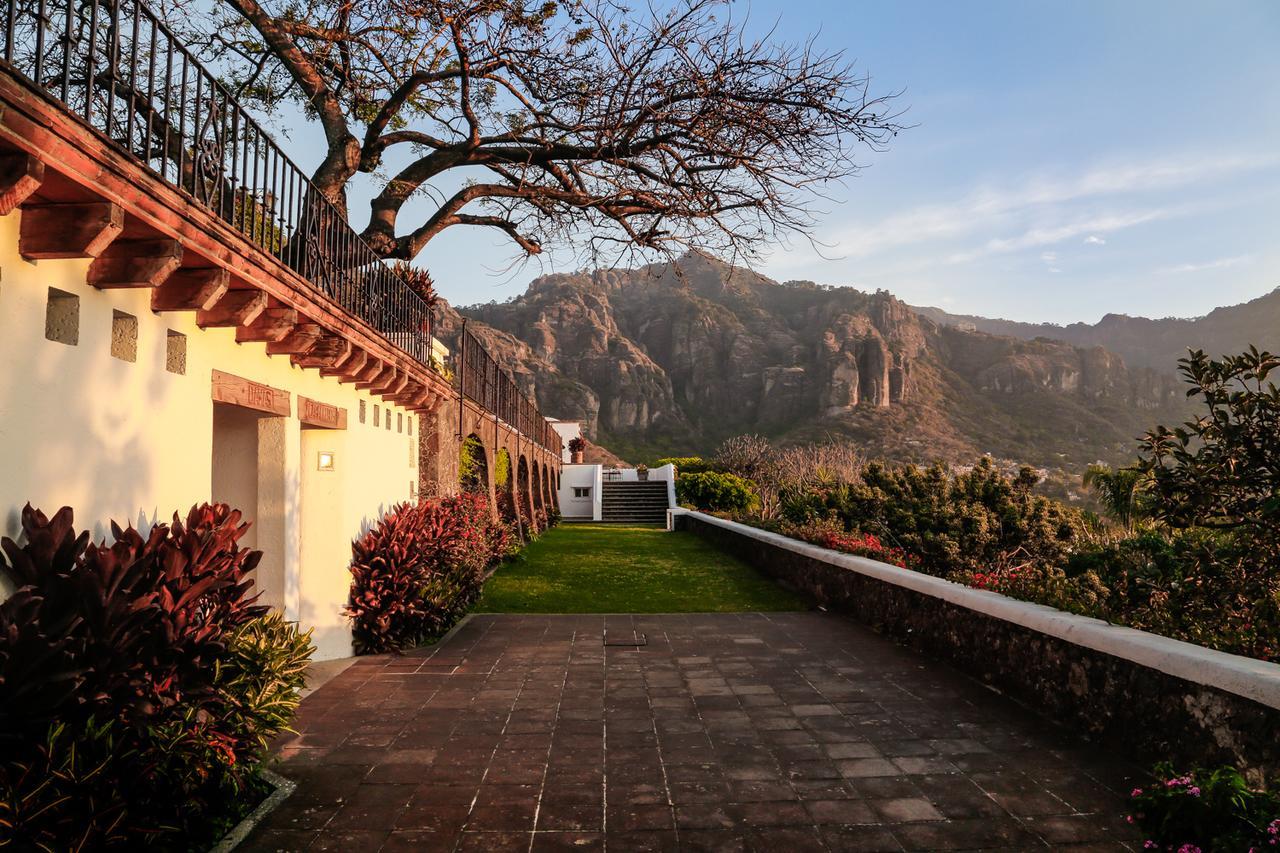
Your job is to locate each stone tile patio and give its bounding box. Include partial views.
[244,613,1144,851]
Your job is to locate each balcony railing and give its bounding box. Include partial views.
[1,0,560,454]
[1,0,437,362]
[458,323,562,455]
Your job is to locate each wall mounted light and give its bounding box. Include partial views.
[317,451,336,471]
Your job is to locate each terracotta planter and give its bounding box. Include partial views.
[570,451,584,464]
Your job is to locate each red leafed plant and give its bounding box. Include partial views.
[0,504,266,739]
[346,493,514,654]
[1,502,310,850]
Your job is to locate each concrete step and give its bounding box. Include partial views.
[601,480,671,525]
[600,514,668,523]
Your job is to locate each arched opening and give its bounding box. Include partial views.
[517,455,534,530]
[494,447,517,524]
[531,460,544,513]
[543,466,557,520]
[460,433,488,495]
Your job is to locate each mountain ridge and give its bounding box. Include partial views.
[913,286,1280,371]
[447,254,1236,475]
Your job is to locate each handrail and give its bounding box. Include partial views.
[456,323,562,454]
[1,0,561,454]
[1,0,438,364]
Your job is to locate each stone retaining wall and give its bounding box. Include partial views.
[674,509,1280,786]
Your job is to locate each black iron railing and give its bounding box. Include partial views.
[457,324,562,454]
[0,0,437,357]
[1,0,560,453]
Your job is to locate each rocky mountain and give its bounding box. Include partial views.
[915,287,1280,372]
[450,253,1194,472]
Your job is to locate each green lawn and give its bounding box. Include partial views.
[475,524,807,613]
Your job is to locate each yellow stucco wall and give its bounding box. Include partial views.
[0,211,420,659]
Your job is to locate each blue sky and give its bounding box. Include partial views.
[280,0,1280,323]
[736,0,1280,323]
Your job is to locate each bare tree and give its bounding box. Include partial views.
[773,441,864,491]
[169,0,905,264]
[714,434,775,482]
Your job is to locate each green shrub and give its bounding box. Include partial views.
[1067,529,1279,661]
[774,516,919,569]
[780,458,1083,579]
[459,435,486,492]
[954,563,1111,618]
[677,471,759,514]
[1140,348,1280,554]
[215,612,314,760]
[655,456,712,475]
[494,448,512,489]
[1127,763,1280,851]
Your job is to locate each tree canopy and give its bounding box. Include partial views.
[174,0,905,264]
[1139,347,1280,545]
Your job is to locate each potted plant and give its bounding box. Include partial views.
[636,464,649,481]
[568,436,586,464]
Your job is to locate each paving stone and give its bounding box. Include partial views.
[241,613,1138,851]
[867,796,945,823]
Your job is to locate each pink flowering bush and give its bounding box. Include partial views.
[1127,763,1280,851]
[776,516,920,570]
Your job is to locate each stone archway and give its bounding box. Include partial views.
[517,455,535,532]
[542,465,555,516]
[493,447,517,525]
[531,460,544,514]
[460,433,489,496]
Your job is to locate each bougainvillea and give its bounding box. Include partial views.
[776,517,919,570]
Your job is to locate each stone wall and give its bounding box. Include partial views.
[675,510,1280,787]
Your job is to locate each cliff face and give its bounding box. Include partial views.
[456,253,1187,466]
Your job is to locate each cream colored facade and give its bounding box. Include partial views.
[0,212,420,659]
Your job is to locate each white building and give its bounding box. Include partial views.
[548,419,584,463]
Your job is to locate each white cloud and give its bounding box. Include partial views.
[1157,254,1254,275]
[826,150,1276,260]
[948,208,1177,263]
[1040,251,1058,263]
[1083,235,1106,245]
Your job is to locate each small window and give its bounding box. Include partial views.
[359,400,367,424]
[573,487,591,498]
[408,416,414,436]
[397,412,403,433]
[165,330,186,374]
[45,288,79,346]
[385,412,391,431]
[373,405,380,427]
[110,310,138,362]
